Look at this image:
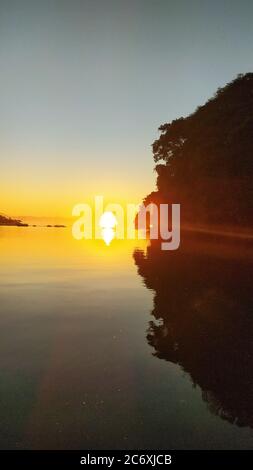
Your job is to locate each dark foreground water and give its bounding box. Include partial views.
[0,226,253,449]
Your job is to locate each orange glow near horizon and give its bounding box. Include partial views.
[0,181,148,221]
[1,149,155,220]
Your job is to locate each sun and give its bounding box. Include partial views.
[99,211,117,229]
[99,211,117,245]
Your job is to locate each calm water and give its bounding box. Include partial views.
[0,226,253,449]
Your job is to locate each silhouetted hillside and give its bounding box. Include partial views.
[0,214,28,226]
[144,73,253,226]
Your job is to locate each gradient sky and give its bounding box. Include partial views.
[1,0,253,217]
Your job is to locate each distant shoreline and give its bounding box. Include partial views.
[0,215,66,228]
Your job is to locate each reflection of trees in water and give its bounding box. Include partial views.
[133,236,253,428]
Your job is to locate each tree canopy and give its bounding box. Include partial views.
[145,73,253,226]
[152,73,253,180]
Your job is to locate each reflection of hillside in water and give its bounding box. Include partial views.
[133,233,253,428]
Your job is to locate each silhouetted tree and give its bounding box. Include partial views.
[145,73,253,226]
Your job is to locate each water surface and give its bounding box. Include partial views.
[0,226,253,449]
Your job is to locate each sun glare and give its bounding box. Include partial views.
[99,211,117,245]
[99,211,117,229]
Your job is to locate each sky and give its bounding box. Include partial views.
[1,0,253,218]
